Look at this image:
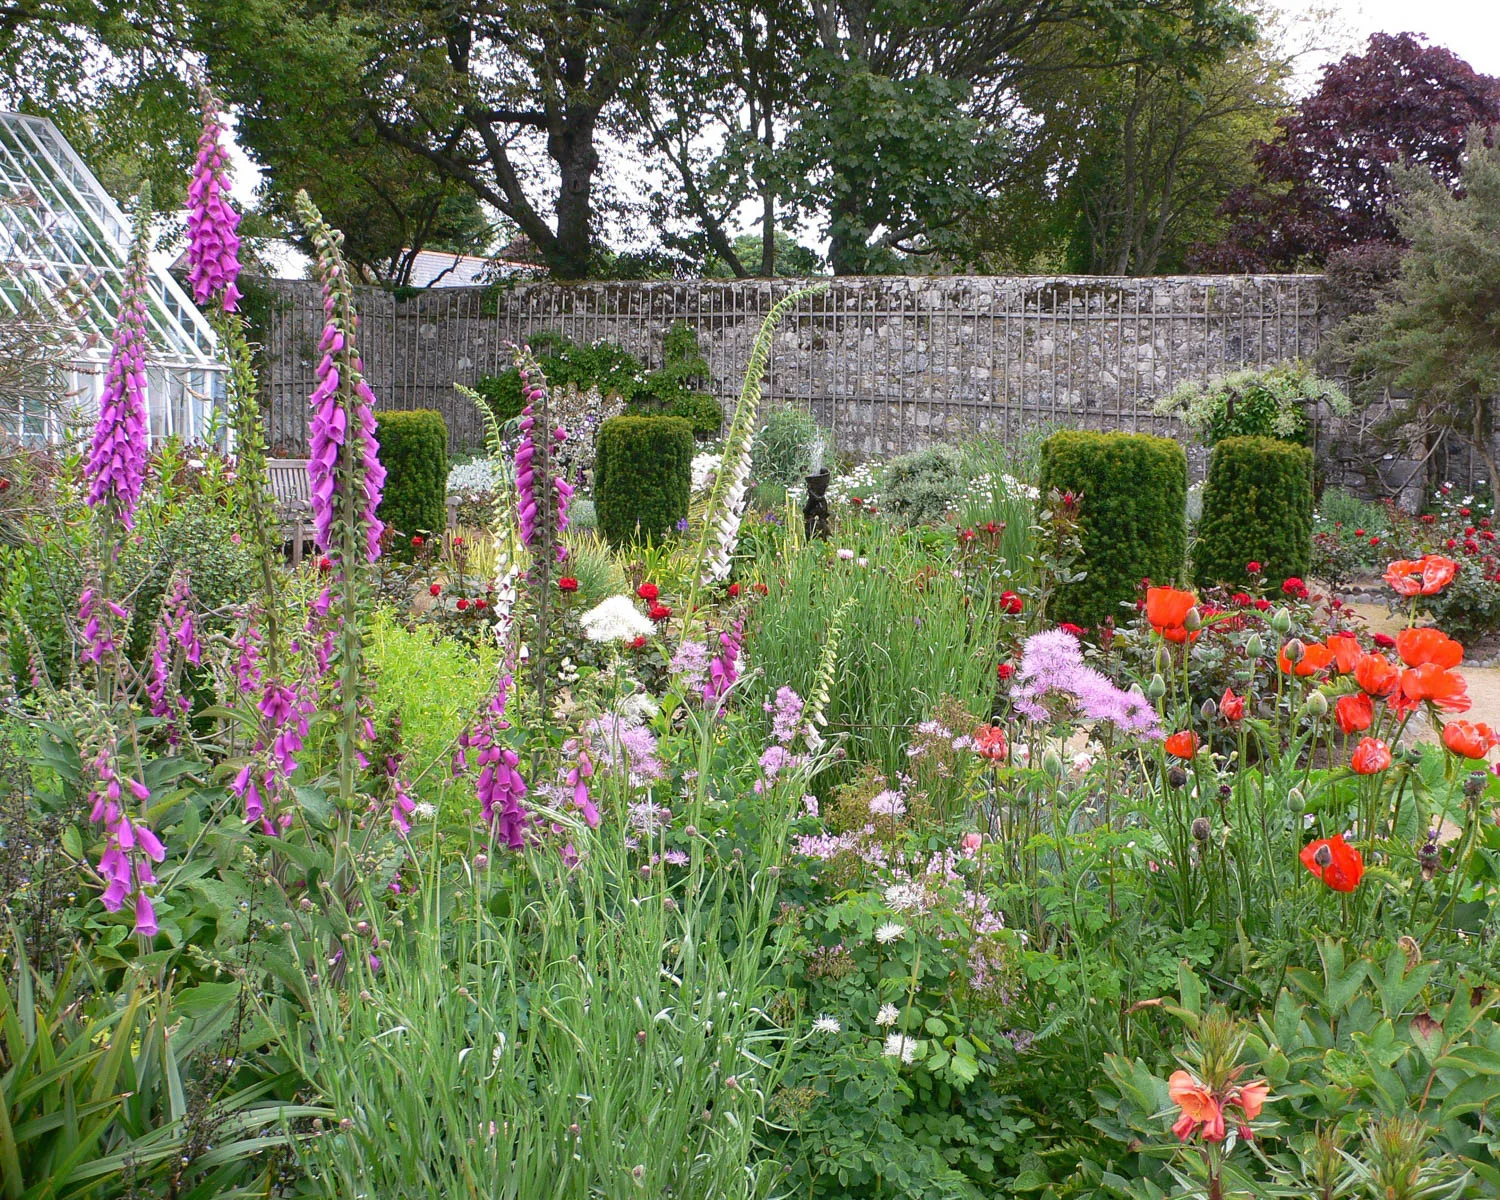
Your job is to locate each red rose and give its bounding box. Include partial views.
[999,591,1023,615]
[649,603,672,622]
[411,535,424,547]
[1421,514,1436,524]
[636,583,659,602]
[1461,507,1472,517]
[630,635,647,649]
[1058,622,1085,637]
[1372,632,1397,649]
[475,598,487,609]
[1369,537,1380,547]
[318,556,332,573]
[1282,577,1308,599]
[1253,598,1271,611]
[429,583,441,596]
[727,583,741,597]
[558,577,579,592]
[457,599,470,611]
[1354,528,1365,537]
[997,662,1015,680]
[1246,560,1262,574]
[1448,538,1459,549]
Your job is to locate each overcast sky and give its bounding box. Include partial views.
[1271,0,1500,82]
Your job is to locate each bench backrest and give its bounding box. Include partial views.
[266,459,311,511]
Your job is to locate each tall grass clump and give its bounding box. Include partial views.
[954,433,1049,584]
[744,527,1004,775]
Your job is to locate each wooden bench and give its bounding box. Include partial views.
[265,457,461,565]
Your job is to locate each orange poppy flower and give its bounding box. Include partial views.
[1169,1070,1225,1142]
[1219,686,1245,722]
[1441,719,1497,759]
[1384,555,1458,597]
[1353,652,1400,697]
[1326,632,1362,673]
[1395,627,1463,669]
[1399,664,1471,713]
[1165,730,1200,759]
[1300,833,1365,891]
[1278,642,1335,676]
[1334,692,1373,734]
[1147,586,1199,643]
[1350,736,1393,774]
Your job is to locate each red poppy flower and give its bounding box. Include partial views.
[1442,719,1497,759]
[429,583,441,597]
[752,582,769,595]
[1385,555,1458,597]
[1165,730,1200,759]
[1353,652,1400,697]
[973,725,1008,762]
[1326,632,1362,673]
[1058,622,1085,637]
[1279,642,1335,676]
[1395,628,1463,669]
[1300,833,1365,891]
[1400,664,1471,713]
[1355,528,1366,537]
[636,582,659,602]
[1219,687,1245,721]
[997,662,1015,680]
[1350,736,1392,774]
[475,598,487,610]
[456,598,470,611]
[411,535,424,547]
[1146,586,1197,642]
[1370,537,1380,547]
[648,603,672,622]
[1372,632,1396,649]
[727,583,741,597]
[558,577,579,593]
[1335,692,1373,734]
[1000,591,1024,615]
[630,634,647,649]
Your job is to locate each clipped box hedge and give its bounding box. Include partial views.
[373,408,448,557]
[1193,435,1313,593]
[594,415,693,546]
[1038,430,1187,627]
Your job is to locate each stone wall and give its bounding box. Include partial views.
[257,273,1481,493]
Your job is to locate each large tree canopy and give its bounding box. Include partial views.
[1198,32,1500,271]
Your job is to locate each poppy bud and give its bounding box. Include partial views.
[1287,787,1305,816]
[1200,698,1217,721]
[1245,633,1264,657]
[1167,766,1188,788]
[1147,673,1167,700]
[1042,748,1064,776]
[1303,691,1328,718]
[1154,645,1173,674]
[1191,816,1211,842]
[1283,638,1305,664]
[1271,608,1292,634]
[1183,607,1202,633]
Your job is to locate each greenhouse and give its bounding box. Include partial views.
[0,111,224,444]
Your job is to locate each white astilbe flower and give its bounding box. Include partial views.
[875,922,906,945]
[812,1015,842,1034]
[883,1033,918,1064]
[580,595,654,643]
[884,882,928,913]
[875,1003,900,1027]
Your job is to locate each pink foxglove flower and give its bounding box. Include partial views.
[513,351,571,562]
[86,190,153,530]
[703,618,745,703]
[563,740,599,828]
[458,675,529,849]
[87,748,165,936]
[77,587,129,666]
[185,88,242,311]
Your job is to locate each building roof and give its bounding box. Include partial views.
[401,247,543,288]
[0,111,225,441]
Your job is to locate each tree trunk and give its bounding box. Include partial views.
[549,119,599,279]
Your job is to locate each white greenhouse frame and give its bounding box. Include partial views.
[0,111,226,445]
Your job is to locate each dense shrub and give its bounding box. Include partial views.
[1154,362,1349,447]
[1039,430,1187,626]
[1194,436,1313,592]
[751,407,828,487]
[473,333,646,424]
[883,444,966,525]
[375,409,449,555]
[594,415,693,546]
[627,323,723,438]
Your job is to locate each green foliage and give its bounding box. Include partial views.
[1194,436,1313,592]
[751,407,828,487]
[1038,431,1187,626]
[1331,135,1500,480]
[1155,362,1350,447]
[594,415,693,546]
[374,409,449,556]
[474,335,646,424]
[883,445,968,526]
[627,321,723,437]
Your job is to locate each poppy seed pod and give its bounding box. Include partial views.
[1183,607,1202,633]
[1271,608,1293,634]
[1246,633,1264,657]
[1147,673,1167,700]
[1303,691,1328,718]
[1167,765,1188,788]
[1466,770,1488,798]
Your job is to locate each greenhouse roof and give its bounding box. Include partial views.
[0,111,225,441]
